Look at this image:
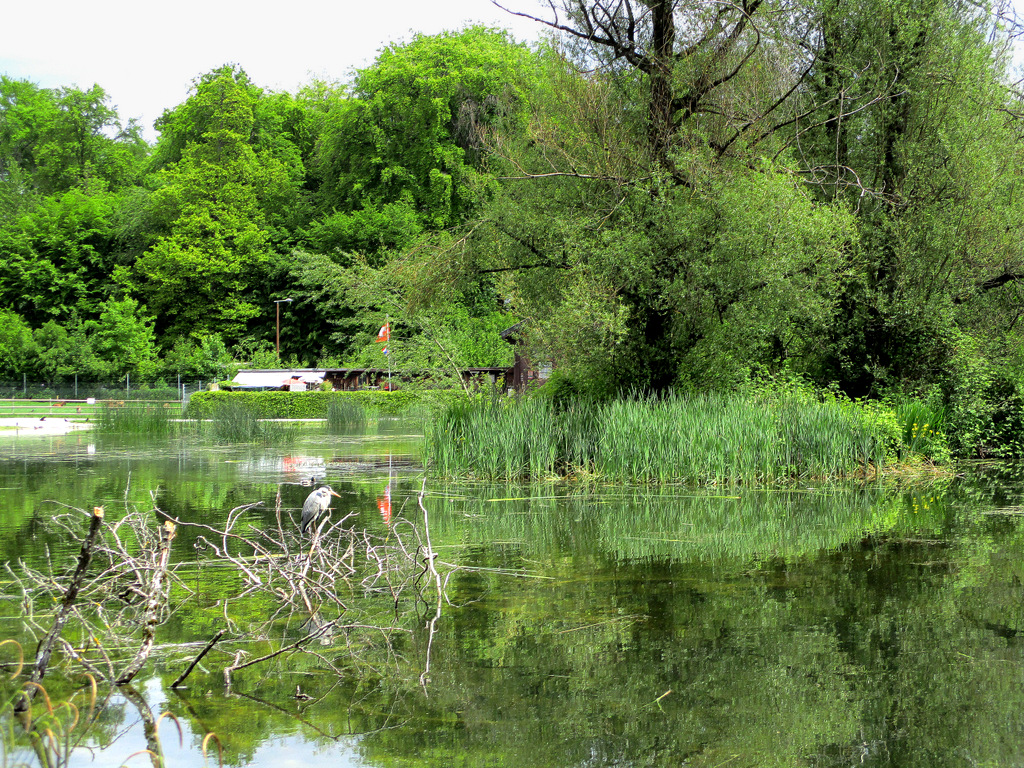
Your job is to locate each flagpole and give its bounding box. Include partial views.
[377,316,392,390]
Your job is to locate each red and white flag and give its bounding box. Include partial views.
[376,322,390,343]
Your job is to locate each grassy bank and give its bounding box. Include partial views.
[425,392,949,484]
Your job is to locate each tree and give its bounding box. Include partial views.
[312,27,535,246]
[92,297,159,380]
[0,78,147,198]
[133,66,301,342]
[0,309,37,379]
[433,0,1024,402]
[415,6,862,391]
[33,314,106,383]
[164,333,237,381]
[0,189,127,327]
[792,0,1024,415]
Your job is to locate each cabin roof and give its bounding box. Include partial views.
[231,369,325,388]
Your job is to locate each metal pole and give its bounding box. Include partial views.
[274,298,292,359]
[75,373,78,399]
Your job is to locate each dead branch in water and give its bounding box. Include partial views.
[117,519,177,685]
[12,500,181,696]
[9,487,463,708]
[171,629,226,689]
[16,506,104,714]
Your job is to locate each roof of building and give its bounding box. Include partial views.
[500,321,525,341]
[231,369,325,389]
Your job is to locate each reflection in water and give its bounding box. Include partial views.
[377,482,392,526]
[1,426,1024,767]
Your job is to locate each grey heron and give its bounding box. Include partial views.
[300,485,342,535]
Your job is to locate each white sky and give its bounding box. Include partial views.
[2,0,1022,143]
[0,0,548,141]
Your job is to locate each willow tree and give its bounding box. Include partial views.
[786,0,1024,453]
[417,0,864,392]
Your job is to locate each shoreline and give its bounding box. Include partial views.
[0,418,94,434]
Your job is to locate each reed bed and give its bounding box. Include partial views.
[205,400,292,444]
[97,401,177,435]
[425,392,901,485]
[326,397,370,432]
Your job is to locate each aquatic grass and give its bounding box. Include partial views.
[326,397,369,433]
[426,391,917,484]
[425,396,560,480]
[207,400,294,445]
[97,402,177,436]
[895,399,949,462]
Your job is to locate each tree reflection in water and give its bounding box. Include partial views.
[2,445,1024,767]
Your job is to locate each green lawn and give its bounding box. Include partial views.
[0,399,177,421]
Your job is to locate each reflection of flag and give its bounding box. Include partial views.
[377,484,392,525]
[376,322,390,343]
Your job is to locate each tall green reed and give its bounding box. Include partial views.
[207,400,292,444]
[326,397,369,433]
[425,396,560,479]
[97,402,177,436]
[426,391,909,484]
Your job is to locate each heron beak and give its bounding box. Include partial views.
[330,490,342,498]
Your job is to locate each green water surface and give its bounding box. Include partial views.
[1,423,1023,768]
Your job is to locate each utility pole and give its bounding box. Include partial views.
[274,298,293,357]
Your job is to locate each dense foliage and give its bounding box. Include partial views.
[426,386,946,483]
[2,4,1024,456]
[186,389,435,419]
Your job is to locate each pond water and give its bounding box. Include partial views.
[2,422,1024,767]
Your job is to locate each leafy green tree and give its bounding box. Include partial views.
[281,246,515,370]
[783,0,1024,453]
[0,189,128,327]
[34,320,76,383]
[416,0,1021,407]
[0,309,38,379]
[92,297,159,380]
[417,15,859,392]
[32,314,107,383]
[795,0,1023,389]
[164,333,237,381]
[0,77,147,198]
[133,66,301,342]
[313,27,534,246]
[282,30,538,370]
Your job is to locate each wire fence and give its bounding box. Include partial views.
[0,378,209,402]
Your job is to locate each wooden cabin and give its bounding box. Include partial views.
[500,322,552,393]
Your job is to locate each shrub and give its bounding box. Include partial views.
[186,390,432,419]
